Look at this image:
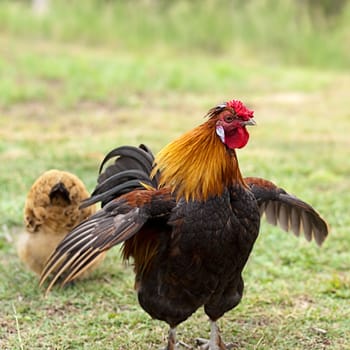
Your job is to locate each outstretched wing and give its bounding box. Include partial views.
[245,177,329,245]
[40,188,175,293]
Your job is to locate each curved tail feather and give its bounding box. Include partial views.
[81,144,160,208]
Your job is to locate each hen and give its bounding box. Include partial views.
[40,101,328,349]
[18,169,105,276]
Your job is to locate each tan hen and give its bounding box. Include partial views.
[17,169,105,276]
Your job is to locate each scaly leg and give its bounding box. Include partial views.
[165,327,177,350]
[162,327,192,350]
[196,320,233,350]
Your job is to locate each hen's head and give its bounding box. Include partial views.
[208,99,256,149]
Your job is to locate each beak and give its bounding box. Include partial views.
[241,118,256,126]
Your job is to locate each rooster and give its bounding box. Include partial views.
[18,169,105,276]
[40,100,328,350]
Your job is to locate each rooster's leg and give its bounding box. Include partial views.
[164,327,179,350]
[162,327,192,350]
[165,327,177,350]
[196,320,233,350]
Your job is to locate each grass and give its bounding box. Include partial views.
[1,0,349,68]
[1,1,350,349]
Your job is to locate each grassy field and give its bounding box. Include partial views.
[1,1,350,349]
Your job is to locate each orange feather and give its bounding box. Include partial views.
[121,188,173,280]
[122,225,160,285]
[152,116,246,201]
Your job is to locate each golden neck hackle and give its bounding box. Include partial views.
[152,120,246,201]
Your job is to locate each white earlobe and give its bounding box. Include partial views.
[215,125,225,144]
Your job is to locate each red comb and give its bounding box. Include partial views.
[226,100,254,120]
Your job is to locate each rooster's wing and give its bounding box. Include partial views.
[245,177,328,245]
[40,188,175,293]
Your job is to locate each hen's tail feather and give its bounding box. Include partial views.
[82,144,159,208]
[245,177,329,246]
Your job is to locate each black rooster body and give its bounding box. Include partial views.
[137,185,259,328]
[40,101,328,349]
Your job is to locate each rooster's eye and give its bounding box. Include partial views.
[224,115,235,123]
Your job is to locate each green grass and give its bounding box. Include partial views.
[0,0,349,68]
[1,1,350,349]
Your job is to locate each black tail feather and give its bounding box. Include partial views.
[82,144,159,208]
[98,145,155,180]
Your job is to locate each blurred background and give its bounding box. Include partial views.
[1,1,349,349]
[2,0,350,66]
[1,0,349,223]
[1,0,349,111]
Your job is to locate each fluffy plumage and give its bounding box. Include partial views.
[17,169,105,276]
[40,101,328,349]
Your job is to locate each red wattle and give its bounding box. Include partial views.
[225,127,250,149]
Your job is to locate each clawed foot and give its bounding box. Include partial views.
[162,320,235,350]
[195,337,234,350]
[162,327,193,350]
[160,341,193,350]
